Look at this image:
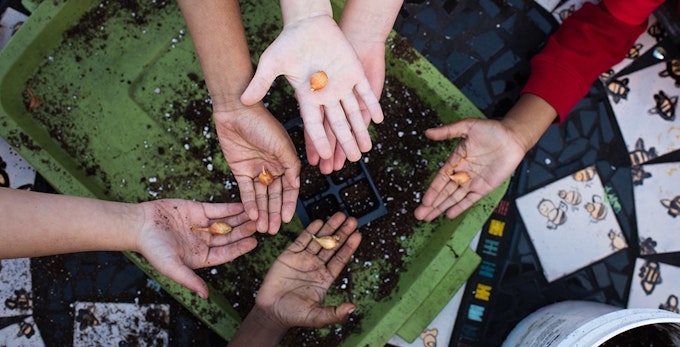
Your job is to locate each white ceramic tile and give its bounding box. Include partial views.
[605,17,680,167]
[516,166,627,282]
[634,161,680,254]
[0,136,36,189]
[72,302,169,347]
[628,258,680,313]
[0,259,32,317]
[0,316,45,347]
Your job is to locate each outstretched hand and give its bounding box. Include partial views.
[414,118,525,221]
[137,199,257,299]
[256,212,361,328]
[213,105,301,234]
[241,14,383,164]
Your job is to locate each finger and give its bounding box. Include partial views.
[325,103,361,162]
[281,176,299,223]
[300,102,333,159]
[430,180,461,208]
[205,237,259,265]
[420,168,453,207]
[154,259,210,299]
[208,220,257,247]
[424,120,471,141]
[423,187,469,222]
[340,94,372,153]
[234,175,259,221]
[240,51,279,106]
[445,192,483,220]
[254,180,269,233]
[332,141,347,172]
[304,126,321,166]
[422,153,468,207]
[200,202,245,219]
[292,219,324,253]
[326,231,361,278]
[318,215,358,263]
[267,178,283,235]
[355,79,383,124]
[307,303,356,328]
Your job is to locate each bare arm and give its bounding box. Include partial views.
[177,0,301,234]
[0,188,258,298]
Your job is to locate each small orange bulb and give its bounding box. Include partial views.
[309,71,328,92]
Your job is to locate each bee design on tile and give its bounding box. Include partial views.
[558,5,575,22]
[558,189,581,210]
[639,260,662,295]
[648,90,678,121]
[1,156,9,188]
[630,138,657,186]
[627,43,644,59]
[606,77,630,103]
[661,196,680,217]
[639,236,658,255]
[648,22,666,42]
[660,294,679,313]
[608,229,626,251]
[538,199,568,229]
[4,289,32,310]
[659,58,680,87]
[17,321,35,339]
[585,195,607,222]
[572,166,596,185]
[75,306,100,330]
[419,328,438,347]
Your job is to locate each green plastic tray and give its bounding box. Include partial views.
[0,0,508,345]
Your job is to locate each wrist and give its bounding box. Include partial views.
[230,304,288,346]
[501,93,557,153]
[280,0,332,25]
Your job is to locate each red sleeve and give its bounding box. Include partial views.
[521,0,662,122]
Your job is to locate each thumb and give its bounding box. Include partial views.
[311,303,356,327]
[424,119,472,141]
[161,263,210,299]
[241,55,279,106]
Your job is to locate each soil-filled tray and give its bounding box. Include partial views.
[0,0,508,345]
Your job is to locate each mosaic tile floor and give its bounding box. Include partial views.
[2,0,680,346]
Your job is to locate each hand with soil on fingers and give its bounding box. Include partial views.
[213,106,301,235]
[137,199,258,299]
[240,0,383,166]
[414,117,526,221]
[228,212,362,346]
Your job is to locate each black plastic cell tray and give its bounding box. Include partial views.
[283,118,387,228]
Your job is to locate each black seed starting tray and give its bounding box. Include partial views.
[284,118,388,228]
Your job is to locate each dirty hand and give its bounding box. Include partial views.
[257,212,361,328]
[213,105,301,234]
[137,199,257,299]
[414,118,525,221]
[240,13,383,164]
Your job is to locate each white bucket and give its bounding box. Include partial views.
[502,300,680,347]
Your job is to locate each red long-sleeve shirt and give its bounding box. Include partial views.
[521,0,669,121]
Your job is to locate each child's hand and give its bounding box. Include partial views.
[137,199,258,299]
[241,14,383,164]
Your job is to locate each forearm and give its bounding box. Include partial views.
[339,0,403,44]
[177,0,254,112]
[501,93,557,153]
[0,188,140,259]
[228,305,288,346]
